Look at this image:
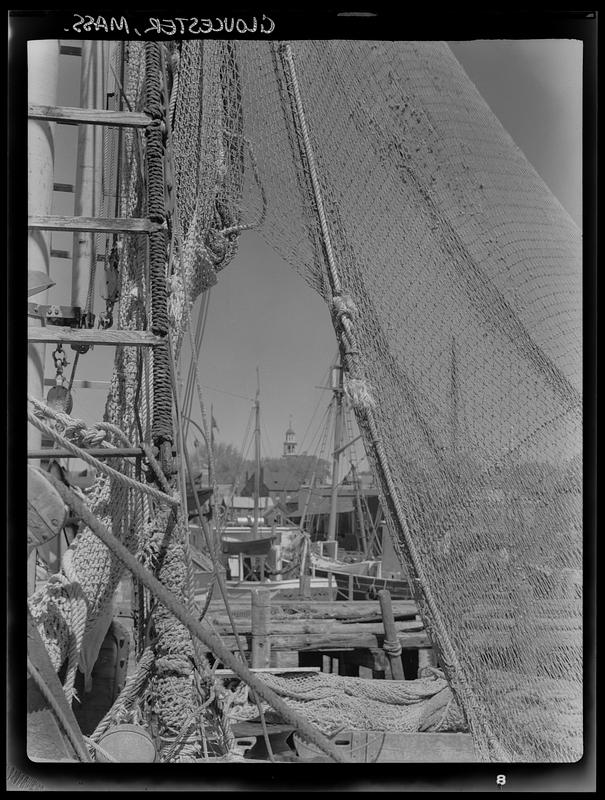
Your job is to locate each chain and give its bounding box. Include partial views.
[98,238,122,329]
[51,344,69,387]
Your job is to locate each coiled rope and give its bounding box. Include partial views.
[144,42,173,457]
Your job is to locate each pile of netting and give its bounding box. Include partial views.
[205,40,580,762]
[225,669,466,734]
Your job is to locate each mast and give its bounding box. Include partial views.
[350,461,368,555]
[327,361,344,541]
[253,367,261,534]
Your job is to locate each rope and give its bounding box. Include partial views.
[27,655,92,762]
[166,341,274,761]
[165,327,232,757]
[56,550,88,703]
[140,442,172,496]
[90,647,155,741]
[43,472,350,763]
[144,42,173,454]
[83,736,119,763]
[29,395,133,448]
[382,639,403,659]
[27,411,179,507]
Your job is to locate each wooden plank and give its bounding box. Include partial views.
[28,326,165,347]
[28,447,142,460]
[205,629,430,653]
[205,599,419,621]
[44,378,111,390]
[28,215,164,234]
[29,104,152,128]
[212,620,424,636]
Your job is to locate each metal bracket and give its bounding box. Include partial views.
[28,303,83,327]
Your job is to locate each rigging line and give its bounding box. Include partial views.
[164,337,276,763]
[182,293,208,418]
[167,331,236,752]
[295,361,333,454]
[199,384,256,402]
[183,290,212,441]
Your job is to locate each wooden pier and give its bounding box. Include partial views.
[194,590,433,679]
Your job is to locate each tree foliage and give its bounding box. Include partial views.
[191,439,330,488]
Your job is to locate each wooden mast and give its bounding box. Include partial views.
[327,361,344,542]
[252,367,261,535]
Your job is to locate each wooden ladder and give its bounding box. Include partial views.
[28,94,164,348]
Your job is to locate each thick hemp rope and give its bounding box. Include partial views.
[27,411,179,508]
[29,394,133,448]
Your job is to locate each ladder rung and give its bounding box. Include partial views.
[44,378,111,390]
[29,215,164,234]
[28,326,166,347]
[51,249,116,262]
[28,447,143,460]
[28,104,152,128]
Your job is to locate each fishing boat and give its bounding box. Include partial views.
[24,33,582,767]
[309,552,412,602]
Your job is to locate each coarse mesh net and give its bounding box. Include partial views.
[170,40,581,762]
[29,39,581,764]
[226,670,466,735]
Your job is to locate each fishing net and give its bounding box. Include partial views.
[226,670,466,735]
[184,40,581,762]
[29,39,581,764]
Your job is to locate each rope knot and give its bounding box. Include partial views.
[331,293,358,320]
[382,638,403,659]
[343,375,376,410]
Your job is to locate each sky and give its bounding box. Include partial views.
[38,39,582,467]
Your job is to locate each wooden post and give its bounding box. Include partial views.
[417,647,437,675]
[378,589,406,680]
[251,589,271,668]
[252,369,261,536]
[299,536,311,599]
